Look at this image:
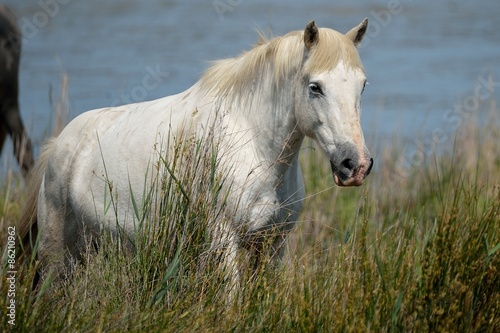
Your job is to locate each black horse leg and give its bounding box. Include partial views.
[0,121,6,155]
[1,105,34,176]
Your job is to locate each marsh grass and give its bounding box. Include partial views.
[0,97,499,332]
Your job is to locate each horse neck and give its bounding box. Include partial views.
[235,71,305,174]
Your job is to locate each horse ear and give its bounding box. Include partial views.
[346,18,368,47]
[304,20,319,49]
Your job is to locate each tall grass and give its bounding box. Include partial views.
[0,93,499,332]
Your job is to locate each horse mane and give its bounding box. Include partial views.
[199,26,363,102]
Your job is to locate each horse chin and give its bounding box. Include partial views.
[333,172,364,187]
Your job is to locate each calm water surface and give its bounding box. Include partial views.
[1,0,499,174]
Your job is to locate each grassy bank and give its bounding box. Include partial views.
[0,100,499,332]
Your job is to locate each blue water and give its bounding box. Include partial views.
[1,0,499,174]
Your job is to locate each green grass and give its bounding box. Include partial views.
[1,103,499,332]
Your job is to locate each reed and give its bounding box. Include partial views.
[0,87,498,332]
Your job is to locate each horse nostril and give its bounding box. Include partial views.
[341,158,356,171]
[366,158,374,175]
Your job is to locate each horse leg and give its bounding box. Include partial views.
[211,222,241,300]
[224,236,241,301]
[0,122,6,155]
[268,233,288,265]
[2,105,34,176]
[37,174,83,281]
[246,232,286,272]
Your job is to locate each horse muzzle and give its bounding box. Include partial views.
[331,158,373,186]
[330,143,373,187]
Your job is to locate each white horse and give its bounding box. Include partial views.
[20,19,373,281]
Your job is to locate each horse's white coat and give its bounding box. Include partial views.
[36,20,372,276]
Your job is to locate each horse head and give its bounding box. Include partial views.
[295,19,373,186]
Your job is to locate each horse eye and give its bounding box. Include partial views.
[308,82,323,96]
[362,80,367,94]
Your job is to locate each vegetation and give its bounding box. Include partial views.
[0,95,498,332]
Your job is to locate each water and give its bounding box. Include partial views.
[1,0,499,173]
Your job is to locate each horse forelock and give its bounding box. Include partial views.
[304,28,363,75]
[199,26,362,102]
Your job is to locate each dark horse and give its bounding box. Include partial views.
[0,5,33,177]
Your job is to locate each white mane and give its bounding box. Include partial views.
[199,27,363,104]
